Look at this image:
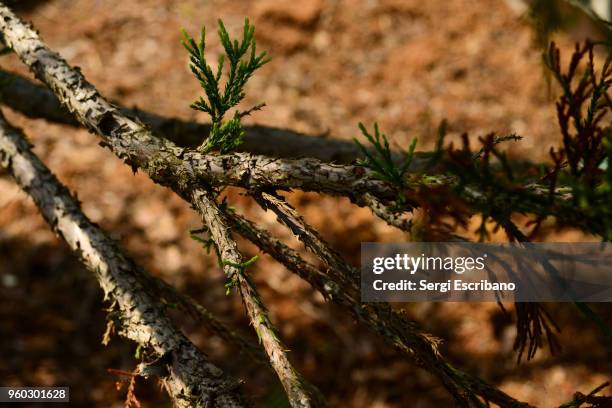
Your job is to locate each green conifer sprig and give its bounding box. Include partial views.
[354,122,417,188]
[182,18,270,153]
[354,123,418,213]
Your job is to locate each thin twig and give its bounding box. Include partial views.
[252,190,358,284]
[226,209,533,408]
[192,189,325,408]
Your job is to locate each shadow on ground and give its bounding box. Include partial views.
[3,0,50,12]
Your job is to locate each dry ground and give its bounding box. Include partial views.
[0,0,611,406]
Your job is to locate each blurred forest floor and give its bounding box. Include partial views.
[0,0,611,406]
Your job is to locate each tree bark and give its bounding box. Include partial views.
[0,4,537,406]
[0,69,394,163]
[193,189,325,408]
[0,110,248,408]
[0,7,587,236]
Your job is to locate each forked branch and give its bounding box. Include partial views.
[0,110,248,408]
[192,189,325,408]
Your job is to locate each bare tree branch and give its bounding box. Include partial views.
[192,189,325,408]
[227,212,341,296]
[226,210,534,408]
[0,110,248,408]
[0,69,403,164]
[355,192,413,231]
[151,277,268,365]
[0,5,534,406]
[252,191,357,284]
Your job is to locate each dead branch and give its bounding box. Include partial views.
[355,192,413,231]
[252,191,358,284]
[0,110,248,408]
[0,4,535,406]
[0,69,371,163]
[192,188,325,408]
[226,210,534,408]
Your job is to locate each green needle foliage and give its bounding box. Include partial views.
[222,255,259,271]
[354,122,417,188]
[191,226,259,295]
[223,256,259,295]
[190,228,217,256]
[182,18,270,153]
[354,122,417,212]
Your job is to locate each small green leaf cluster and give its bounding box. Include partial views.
[222,256,258,295]
[190,227,217,255]
[353,123,417,212]
[191,226,259,295]
[354,122,417,188]
[182,18,269,153]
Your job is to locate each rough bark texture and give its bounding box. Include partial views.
[0,69,374,163]
[192,189,325,408]
[227,210,534,408]
[253,191,358,285]
[227,212,343,301]
[0,5,535,406]
[0,13,392,201]
[0,7,585,236]
[0,111,248,408]
[356,192,413,231]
